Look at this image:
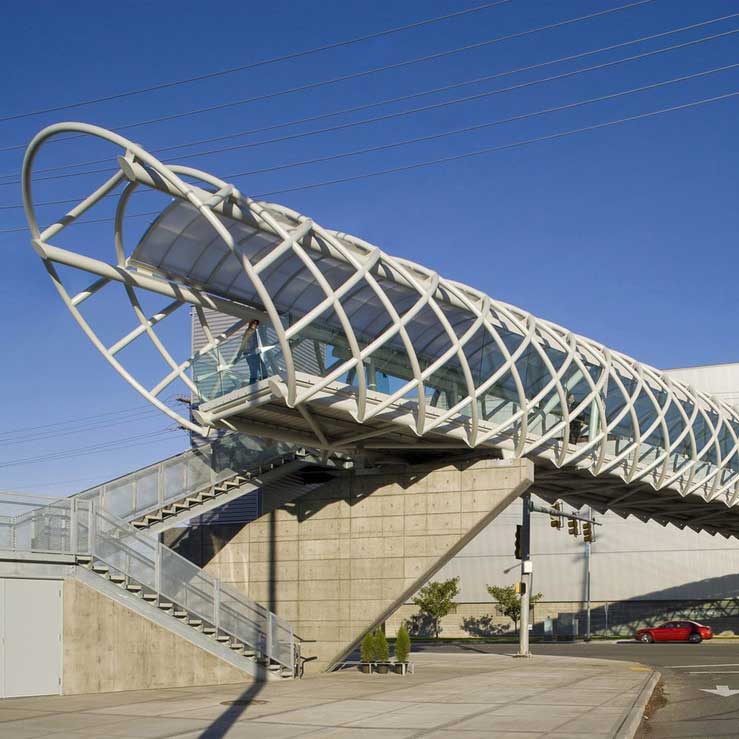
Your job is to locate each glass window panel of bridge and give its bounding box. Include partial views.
[663,398,691,475]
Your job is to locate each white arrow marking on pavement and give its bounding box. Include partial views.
[700,685,739,697]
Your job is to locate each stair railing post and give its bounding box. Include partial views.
[89,500,97,558]
[154,541,162,595]
[214,579,220,633]
[69,497,78,555]
[158,464,165,510]
[266,611,274,663]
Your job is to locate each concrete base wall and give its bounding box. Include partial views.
[62,578,254,694]
[201,458,533,671]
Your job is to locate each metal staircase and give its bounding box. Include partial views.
[3,496,298,679]
[70,434,313,533]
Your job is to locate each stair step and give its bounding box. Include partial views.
[76,555,92,565]
[202,627,216,634]
[126,584,142,592]
[158,602,173,610]
[173,502,190,511]
[109,575,125,583]
[185,497,202,506]
[142,593,158,602]
[267,664,281,672]
[187,619,203,627]
[200,490,216,500]
[92,565,109,574]
[173,610,187,618]
[131,520,148,529]
[215,635,231,642]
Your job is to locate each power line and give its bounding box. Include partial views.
[2,86,736,236]
[0,1,514,124]
[0,0,655,154]
[3,22,736,205]
[219,62,739,181]
[250,89,739,199]
[0,428,180,469]
[5,10,734,184]
[0,396,176,438]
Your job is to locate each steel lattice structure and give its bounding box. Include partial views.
[22,123,739,534]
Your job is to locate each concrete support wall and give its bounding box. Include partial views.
[203,458,533,671]
[62,578,254,694]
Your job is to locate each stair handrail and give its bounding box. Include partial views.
[3,496,296,672]
[71,433,298,524]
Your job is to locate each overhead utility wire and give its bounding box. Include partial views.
[4,23,736,200]
[9,10,736,181]
[0,396,177,438]
[0,0,514,124]
[250,89,739,199]
[221,63,739,181]
[1,87,736,236]
[0,0,654,154]
[0,428,178,469]
[1,408,165,447]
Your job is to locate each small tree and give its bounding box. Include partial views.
[374,629,389,662]
[395,622,411,663]
[412,577,460,638]
[487,584,542,634]
[360,631,374,662]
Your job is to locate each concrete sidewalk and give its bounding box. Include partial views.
[0,652,656,738]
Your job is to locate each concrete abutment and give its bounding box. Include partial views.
[178,457,533,672]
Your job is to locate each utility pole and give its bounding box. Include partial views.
[517,492,532,658]
[584,505,592,641]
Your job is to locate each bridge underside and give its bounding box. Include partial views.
[194,375,739,539]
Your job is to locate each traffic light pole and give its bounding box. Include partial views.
[517,492,532,658]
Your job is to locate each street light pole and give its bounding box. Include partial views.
[585,505,592,641]
[517,492,532,657]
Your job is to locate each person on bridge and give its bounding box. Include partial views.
[234,319,265,385]
[567,393,584,445]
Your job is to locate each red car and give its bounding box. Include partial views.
[636,620,713,644]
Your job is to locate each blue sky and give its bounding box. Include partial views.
[0,0,737,497]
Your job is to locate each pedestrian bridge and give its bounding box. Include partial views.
[23,123,739,537]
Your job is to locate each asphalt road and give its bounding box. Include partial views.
[412,640,739,738]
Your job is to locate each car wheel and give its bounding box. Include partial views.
[689,632,702,644]
[639,633,654,643]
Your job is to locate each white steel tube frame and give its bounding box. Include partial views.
[21,122,739,517]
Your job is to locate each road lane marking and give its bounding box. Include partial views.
[700,685,739,697]
[689,671,739,674]
[669,663,739,668]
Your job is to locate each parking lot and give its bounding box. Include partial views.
[419,639,739,737]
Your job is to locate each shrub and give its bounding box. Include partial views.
[374,629,390,662]
[360,631,374,662]
[395,623,411,663]
[412,577,460,638]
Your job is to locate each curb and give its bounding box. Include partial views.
[614,670,661,739]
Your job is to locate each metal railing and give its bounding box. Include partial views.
[72,433,296,523]
[2,496,295,672]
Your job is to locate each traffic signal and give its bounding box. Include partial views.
[550,502,562,529]
[583,521,594,542]
[567,519,580,537]
[514,524,523,559]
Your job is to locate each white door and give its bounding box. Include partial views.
[0,578,62,697]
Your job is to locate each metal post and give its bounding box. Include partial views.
[585,506,592,641]
[154,541,162,594]
[89,500,97,557]
[266,612,274,662]
[214,579,221,633]
[517,492,532,658]
[70,498,78,554]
